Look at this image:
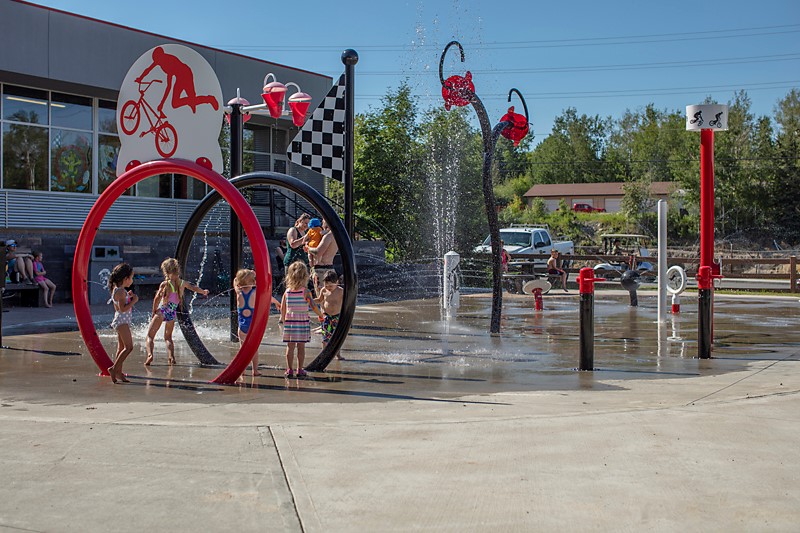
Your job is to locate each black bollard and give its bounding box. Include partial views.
[578,267,604,371]
[697,266,712,359]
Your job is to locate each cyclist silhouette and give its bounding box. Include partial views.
[690,110,703,126]
[709,112,723,127]
[135,46,219,117]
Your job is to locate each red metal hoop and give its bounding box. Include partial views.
[71,159,271,384]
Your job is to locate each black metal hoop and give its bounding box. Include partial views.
[175,172,358,372]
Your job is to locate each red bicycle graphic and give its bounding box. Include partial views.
[120,79,178,158]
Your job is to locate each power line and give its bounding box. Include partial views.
[353,53,800,76]
[211,23,800,52]
[354,80,800,101]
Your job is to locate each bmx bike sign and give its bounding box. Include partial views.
[117,44,223,175]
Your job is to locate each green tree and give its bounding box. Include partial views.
[354,82,424,260]
[770,90,800,242]
[529,108,611,185]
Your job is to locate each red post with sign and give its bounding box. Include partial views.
[687,104,727,359]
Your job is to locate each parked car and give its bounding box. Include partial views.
[474,224,574,267]
[593,233,655,281]
[572,203,606,213]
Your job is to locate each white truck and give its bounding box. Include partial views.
[473,224,575,267]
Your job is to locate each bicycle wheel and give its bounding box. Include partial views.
[155,122,178,157]
[120,100,140,135]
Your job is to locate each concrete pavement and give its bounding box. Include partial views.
[0,291,798,531]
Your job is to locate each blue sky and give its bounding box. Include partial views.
[33,0,800,144]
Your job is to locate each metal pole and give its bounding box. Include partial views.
[578,267,598,371]
[443,251,460,316]
[698,129,714,358]
[229,101,243,341]
[342,49,358,239]
[657,199,667,323]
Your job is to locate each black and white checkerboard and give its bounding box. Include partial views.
[287,74,346,182]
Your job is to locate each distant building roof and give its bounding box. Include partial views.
[523,181,676,198]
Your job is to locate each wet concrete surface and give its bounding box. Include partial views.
[1,290,799,531]
[0,290,797,404]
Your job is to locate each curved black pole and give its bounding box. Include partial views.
[507,88,529,123]
[439,41,465,87]
[439,40,514,334]
[175,172,358,371]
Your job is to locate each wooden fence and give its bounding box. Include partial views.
[508,253,800,293]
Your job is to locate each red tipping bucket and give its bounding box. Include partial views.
[262,81,287,118]
[288,92,312,127]
[441,71,474,111]
[499,106,529,146]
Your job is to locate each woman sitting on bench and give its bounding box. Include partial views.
[5,239,34,285]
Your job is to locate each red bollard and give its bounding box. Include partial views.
[533,288,543,310]
[671,293,681,314]
[578,267,605,371]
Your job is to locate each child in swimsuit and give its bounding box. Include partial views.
[31,251,57,307]
[235,269,281,380]
[315,269,344,360]
[280,262,322,378]
[305,218,323,268]
[107,263,138,383]
[234,269,261,377]
[145,257,208,366]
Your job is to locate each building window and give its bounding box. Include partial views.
[173,174,207,200]
[51,92,92,130]
[98,134,121,193]
[50,129,91,192]
[2,122,48,190]
[3,86,49,125]
[137,174,172,198]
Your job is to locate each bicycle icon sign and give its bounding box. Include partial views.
[120,79,178,158]
[116,44,224,177]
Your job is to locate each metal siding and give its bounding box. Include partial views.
[0,190,203,231]
[0,2,49,79]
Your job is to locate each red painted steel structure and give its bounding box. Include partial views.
[699,128,715,277]
[71,159,271,384]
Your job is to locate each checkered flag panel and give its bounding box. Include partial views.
[288,74,346,182]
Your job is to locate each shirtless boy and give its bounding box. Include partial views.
[315,269,344,360]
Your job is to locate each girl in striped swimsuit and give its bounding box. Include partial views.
[280,261,322,377]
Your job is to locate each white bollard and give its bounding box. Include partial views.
[443,251,460,317]
[657,199,668,323]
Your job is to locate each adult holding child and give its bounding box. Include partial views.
[308,218,339,294]
[283,213,311,268]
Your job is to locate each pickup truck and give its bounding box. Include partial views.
[572,203,606,213]
[473,225,574,266]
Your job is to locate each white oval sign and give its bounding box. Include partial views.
[686,104,728,132]
[117,44,223,176]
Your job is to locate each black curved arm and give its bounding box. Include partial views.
[439,40,465,87]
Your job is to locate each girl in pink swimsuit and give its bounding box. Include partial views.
[31,251,56,307]
[145,258,209,366]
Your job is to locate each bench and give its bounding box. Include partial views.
[130,268,164,300]
[3,282,46,307]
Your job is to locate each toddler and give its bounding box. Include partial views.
[145,258,208,366]
[280,262,322,377]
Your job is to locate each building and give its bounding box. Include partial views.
[523,181,677,213]
[0,0,335,302]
